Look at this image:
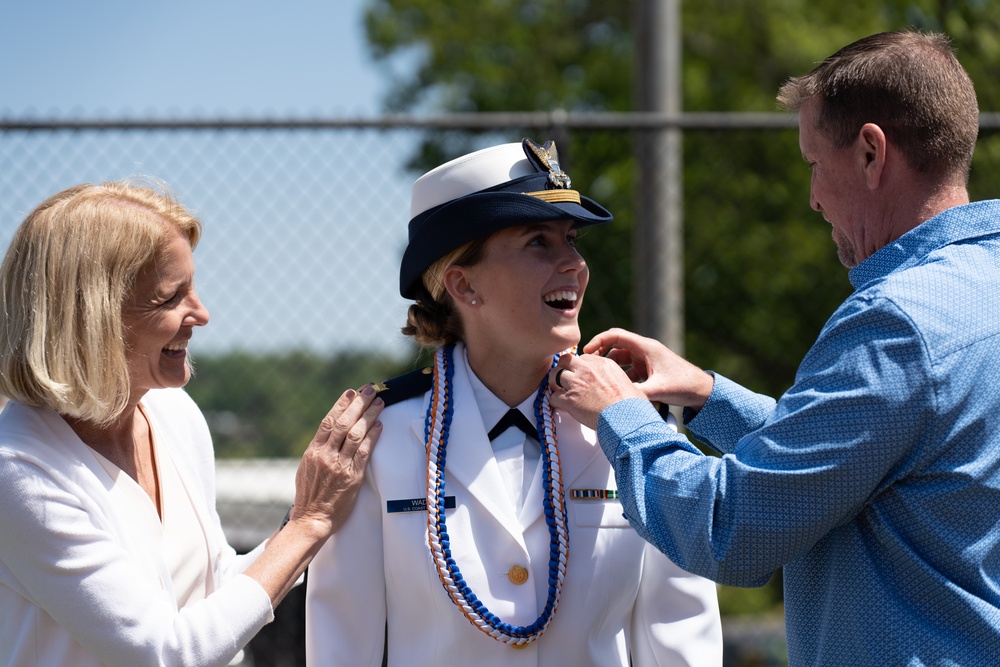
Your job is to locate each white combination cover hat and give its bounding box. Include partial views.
[400,137,613,299]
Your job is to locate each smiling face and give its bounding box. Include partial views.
[799,97,867,268]
[122,228,209,401]
[455,219,588,360]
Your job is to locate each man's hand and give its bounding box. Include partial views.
[548,328,714,429]
[583,328,714,410]
[548,351,645,430]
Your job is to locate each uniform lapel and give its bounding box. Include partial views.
[519,408,601,528]
[408,351,528,547]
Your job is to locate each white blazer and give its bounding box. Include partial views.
[306,345,721,666]
[0,389,272,667]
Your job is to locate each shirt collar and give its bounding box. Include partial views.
[459,344,537,431]
[849,200,1000,291]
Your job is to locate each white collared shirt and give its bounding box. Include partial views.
[465,359,541,513]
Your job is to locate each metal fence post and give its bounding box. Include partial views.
[634,0,684,356]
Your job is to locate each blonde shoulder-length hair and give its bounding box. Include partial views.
[0,179,202,424]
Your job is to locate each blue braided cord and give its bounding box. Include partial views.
[427,345,569,643]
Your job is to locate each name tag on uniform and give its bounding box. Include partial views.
[386,496,456,513]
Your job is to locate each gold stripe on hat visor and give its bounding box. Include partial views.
[521,189,581,205]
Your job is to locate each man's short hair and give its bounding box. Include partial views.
[778,31,979,182]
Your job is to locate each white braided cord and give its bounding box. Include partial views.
[425,345,569,646]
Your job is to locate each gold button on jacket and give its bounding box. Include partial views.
[507,564,529,585]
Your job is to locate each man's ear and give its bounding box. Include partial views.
[858,122,887,189]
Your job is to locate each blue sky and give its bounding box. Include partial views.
[0,1,431,358]
[0,0,383,116]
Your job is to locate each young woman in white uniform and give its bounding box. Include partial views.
[306,139,722,666]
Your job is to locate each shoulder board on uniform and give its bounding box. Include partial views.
[373,367,433,407]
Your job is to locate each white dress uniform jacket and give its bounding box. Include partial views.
[306,344,721,666]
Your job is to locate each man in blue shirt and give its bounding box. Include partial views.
[548,31,1000,665]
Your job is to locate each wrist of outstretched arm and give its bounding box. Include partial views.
[280,512,334,544]
[689,369,716,409]
[597,398,664,459]
[680,370,718,425]
[685,372,776,454]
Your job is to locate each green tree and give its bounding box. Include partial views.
[361,0,1000,625]
[682,1,1000,385]
[364,0,1000,396]
[186,349,407,458]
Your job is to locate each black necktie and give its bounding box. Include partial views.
[488,409,539,442]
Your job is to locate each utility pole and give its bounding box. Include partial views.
[634,0,683,356]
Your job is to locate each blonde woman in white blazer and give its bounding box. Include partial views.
[0,181,382,667]
[306,139,722,666]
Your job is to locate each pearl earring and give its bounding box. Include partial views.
[471,299,478,305]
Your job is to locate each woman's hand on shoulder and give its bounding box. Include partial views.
[289,385,383,539]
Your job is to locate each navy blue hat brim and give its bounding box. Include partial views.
[400,173,612,299]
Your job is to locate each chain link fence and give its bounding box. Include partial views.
[5,112,888,666]
[2,125,421,355]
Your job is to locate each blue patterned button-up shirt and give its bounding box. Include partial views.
[598,200,1000,665]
